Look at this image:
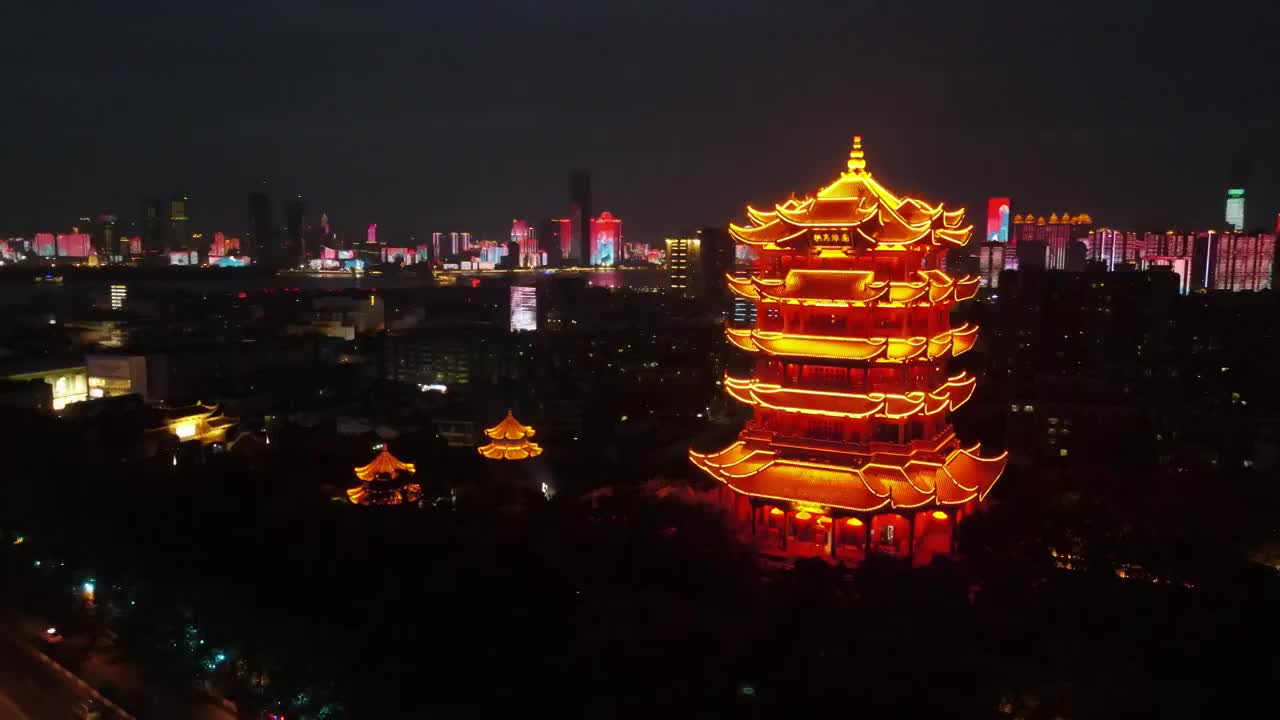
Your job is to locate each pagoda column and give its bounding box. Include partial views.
[949,515,958,556]
[907,513,916,563]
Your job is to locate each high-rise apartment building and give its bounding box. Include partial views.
[665,236,700,297]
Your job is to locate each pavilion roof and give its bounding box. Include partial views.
[354,447,416,482]
[483,410,536,441]
[478,410,543,460]
[729,137,971,251]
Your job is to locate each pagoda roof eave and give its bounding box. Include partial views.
[690,441,1006,513]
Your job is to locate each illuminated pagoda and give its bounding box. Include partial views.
[478,410,543,461]
[348,445,422,506]
[156,403,238,444]
[690,137,1007,566]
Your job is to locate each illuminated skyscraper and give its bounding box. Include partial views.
[691,137,1004,565]
[570,171,591,262]
[985,197,1011,242]
[589,211,621,266]
[1225,188,1245,231]
[169,193,190,251]
[509,286,538,332]
[665,236,701,297]
[512,218,540,267]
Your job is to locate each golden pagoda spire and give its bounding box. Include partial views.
[845,135,868,175]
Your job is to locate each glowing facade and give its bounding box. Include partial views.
[985,197,1010,243]
[348,446,422,506]
[691,137,1006,565]
[478,410,543,460]
[589,212,621,267]
[1225,188,1244,231]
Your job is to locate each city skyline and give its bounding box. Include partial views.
[3,2,1278,242]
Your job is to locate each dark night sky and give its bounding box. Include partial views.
[2,1,1278,243]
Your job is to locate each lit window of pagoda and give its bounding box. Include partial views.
[478,410,543,461]
[348,446,422,506]
[691,136,1007,566]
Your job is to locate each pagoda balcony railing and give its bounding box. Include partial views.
[743,369,948,396]
[755,430,956,461]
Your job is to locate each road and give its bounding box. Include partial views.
[0,635,90,719]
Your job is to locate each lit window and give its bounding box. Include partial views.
[1059,448,1069,457]
[1010,404,1019,413]
[1023,405,1034,412]
[1047,417,1058,425]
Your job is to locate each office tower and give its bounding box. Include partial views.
[367,224,378,245]
[1225,189,1245,231]
[538,218,571,266]
[460,232,474,252]
[169,193,191,251]
[697,226,732,304]
[589,211,621,266]
[986,197,1011,242]
[142,198,165,255]
[570,171,591,262]
[248,190,273,262]
[284,195,305,264]
[92,213,118,259]
[691,137,1003,565]
[665,236,700,297]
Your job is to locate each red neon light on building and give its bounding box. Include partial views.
[511,218,539,268]
[56,233,92,258]
[34,233,55,257]
[691,137,1007,566]
[985,197,1010,242]
[128,236,142,255]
